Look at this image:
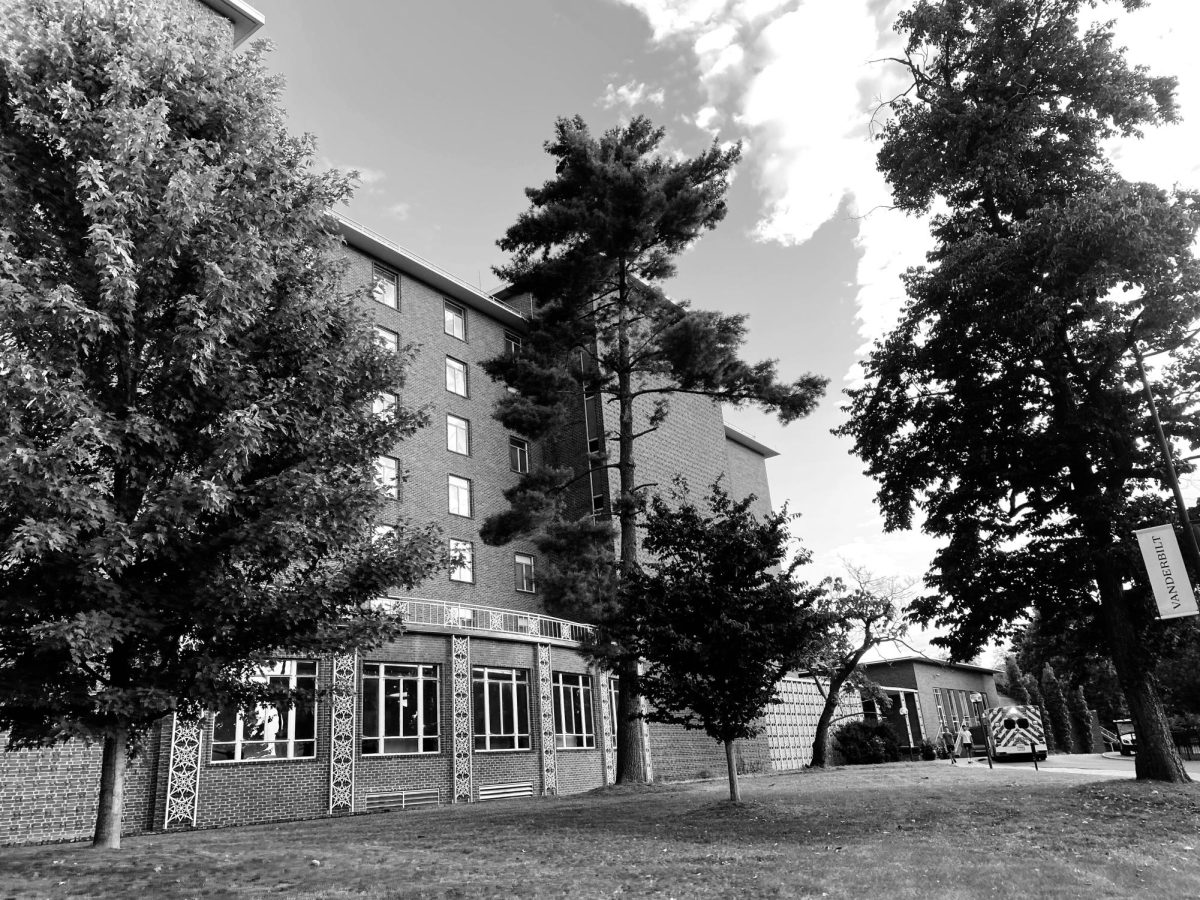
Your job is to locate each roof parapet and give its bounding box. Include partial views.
[197,0,265,45]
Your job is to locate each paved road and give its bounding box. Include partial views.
[947,752,1200,778]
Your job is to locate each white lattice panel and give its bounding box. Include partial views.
[598,669,615,785]
[329,652,357,813]
[164,716,203,828]
[451,636,472,803]
[765,677,864,770]
[537,644,557,795]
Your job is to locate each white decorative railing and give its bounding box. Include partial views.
[373,596,593,645]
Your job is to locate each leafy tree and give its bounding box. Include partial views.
[1068,684,1096,753]
[832,720,902,766]
[0,1,440,848]
[1001,656,1029,703]
[1041,666,1075,753]
[614,480,827,802]
[840,0,1197,781]
[804,565,910,767]
[483,115,827,782]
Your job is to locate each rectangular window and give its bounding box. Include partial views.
[361,663,440,755]
[444,300,466,340]
[504,331,522,356]
[375,325,399,354]
[447,415,470,455]
[449,539,474,583]
[509,437,529,474]
[472,667,530,751]
[448,475,472,517]
[211,661,317,762]
[372,267,398,309]
[553,672,595,749]
[592,495,605,514]
[514,552,535,593]
[376,456,399,500]
[374,391,398,417]
[588,437,602,455]
[375,523,397,541]
[445,357,468,397]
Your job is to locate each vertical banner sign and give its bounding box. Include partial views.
[1134,524,1200,620]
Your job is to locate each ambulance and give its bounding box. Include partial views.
[984,705,1048,760]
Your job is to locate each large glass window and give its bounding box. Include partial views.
[553,672,595,749]
[376,456,399,500]
[447,415,470,455]
[374,391,397,417]
[504,331,522,356]
[211,661,317,762]
[446,357,468,397]
[444,300,466,340]
[449,539,474,583]
[375,325,399,354]
[933,687,983,732]
[448,475,472,517]
[373,267,398,309]
[361,663,440,755]
[514,553,536,593]
[472,667,530,751]
[509,437,529,474]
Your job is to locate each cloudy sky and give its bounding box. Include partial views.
[250,0,1200,604]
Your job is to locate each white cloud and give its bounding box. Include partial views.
[387,202,412,221]
[601,80,666,109]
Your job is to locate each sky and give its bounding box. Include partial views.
[249,0,1200,648]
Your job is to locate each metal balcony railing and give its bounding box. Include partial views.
[373,596,592,646]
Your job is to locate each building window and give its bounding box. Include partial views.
[588,437,602,455]
[509,437,529,474]
[472,667,530,751]
[933,687,983,733]
[445,357,468,397]
[375,325,399,354]
[504,331,522,356]
[372,267,398,309]
[514,553,536,593]
[448,475,472,517]
[592,495,605,515]
[361,663,440,755]
[444,300,466,340]
[449,539,474,583]
[376,456,400,500]
[553,672,595,749]
[447,415,470,455]
[375,523,396,541]
[211,661,317,762]
[374,391,397,417]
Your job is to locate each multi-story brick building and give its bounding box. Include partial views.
[0,0,857,845]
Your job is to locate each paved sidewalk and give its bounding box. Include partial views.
[943,752,1200,778]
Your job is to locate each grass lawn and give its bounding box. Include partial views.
[1,762,1197,899]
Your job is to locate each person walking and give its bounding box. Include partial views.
[958,722,975,761]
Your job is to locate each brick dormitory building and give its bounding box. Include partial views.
[0,0,862,844]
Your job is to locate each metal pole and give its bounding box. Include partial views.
[1133,343,1200,575]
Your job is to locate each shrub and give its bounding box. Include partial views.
[833,720,902,765]
[920,740,937,761]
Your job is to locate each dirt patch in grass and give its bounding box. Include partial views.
[1,764,1197,899]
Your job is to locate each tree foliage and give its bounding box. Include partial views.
[484,114,827,782]
[1041,665,1075,753]
[0,0,440,846]
[1001,656,1029,703]
[613,480,828,801]
[1068,683,1096,753]
[839,0,1197,781]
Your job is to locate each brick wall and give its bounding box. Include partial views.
[724,437,774,517]
[647,722,771,782]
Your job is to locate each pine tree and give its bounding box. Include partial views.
[1042,666,1076,753]
[1003,656,1030,703]
[1068,684,1096,753]
[0,0,441,847]
[483,116,826,782]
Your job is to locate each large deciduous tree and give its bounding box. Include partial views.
[614,480,827,802]
[483,115,826,782]
[0,0,440,847]
[840,0,1197,781]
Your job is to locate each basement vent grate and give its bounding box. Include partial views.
[477,781,534,802]
[363,789,441,811]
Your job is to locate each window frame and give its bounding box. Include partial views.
[553,672,595,750]
[360,662,440,756]
[448,474,473,517]
[509,436,529,474]
[372,266,399,310]
[374,391,398,417]
[504,331,522,356]
[376,455,400,500]
[448,539,474,583]
[445,356,468,398]
[472,666,531,752]
[210,660,317,763]
[375,325,400,354]
[444,300,466,340]
[514,552,536,593]
[446,414,471,456]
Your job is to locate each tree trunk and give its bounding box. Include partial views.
[92,728,127,849]
[613,259,650,785]
[724,739,741,803]
[1094,557,1191,782]
[810,685,838,768]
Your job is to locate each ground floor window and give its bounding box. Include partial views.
[361,663,440,755]
[472,666,530,751]
[553,672,595,749]
[211,660,317,762]
[933,687,984,733]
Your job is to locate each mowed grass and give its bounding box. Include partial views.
[1,763,1198,899]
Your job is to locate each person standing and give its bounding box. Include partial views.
[958,722,975,760]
